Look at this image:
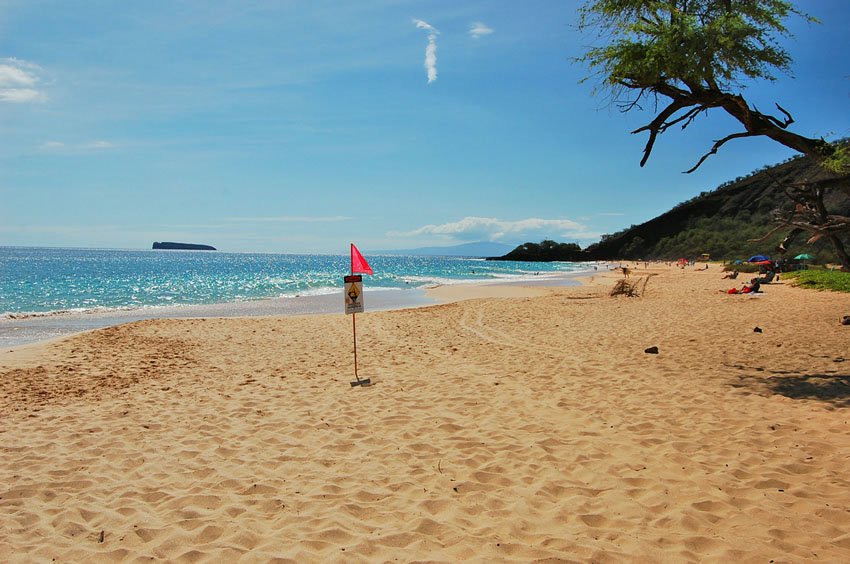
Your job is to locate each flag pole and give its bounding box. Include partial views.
[351,258,359,382]
[348,243,370,387]
[352,309,359,381]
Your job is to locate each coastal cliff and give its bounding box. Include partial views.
[152,242,216,251]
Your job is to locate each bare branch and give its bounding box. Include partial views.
[684,131,755,173]
[747,221,793,243]
[615,85,647,113]
[631,98,694,167]
[636,106,704,137]
[768,103,794,128]
[759,170,809,209]
[775,228,805,254]
[679,106,707,130]
[777,216,850,237]
[788,174,850,191]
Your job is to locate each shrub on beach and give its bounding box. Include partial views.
[783,270,850,293]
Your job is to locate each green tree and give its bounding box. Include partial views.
[577,0,850,270]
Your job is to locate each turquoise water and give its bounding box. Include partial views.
[1,247,591,317]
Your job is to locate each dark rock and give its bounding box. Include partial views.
[152,242,216,251]
[841,316,850,326]
[644,346,659,354]
[753,327,763,333]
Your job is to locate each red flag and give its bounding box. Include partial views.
[350,243,373,275]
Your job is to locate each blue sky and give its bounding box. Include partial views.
[1,0,848,254]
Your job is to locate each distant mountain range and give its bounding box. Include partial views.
[374,241,515,257]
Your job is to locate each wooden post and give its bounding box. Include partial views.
[352,312,358,380]
[344,273,369,387]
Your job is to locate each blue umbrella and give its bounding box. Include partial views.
[748,254,769,262]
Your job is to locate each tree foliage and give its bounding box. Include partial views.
[579,0,807,90]
[577,0,850,270]
[489,240,584,262]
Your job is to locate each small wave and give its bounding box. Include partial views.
[399,275,484,287]
[3,310,74,320]
[1,303,168,320]
[274,286,339,299]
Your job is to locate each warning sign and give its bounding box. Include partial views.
[344,275,364,314]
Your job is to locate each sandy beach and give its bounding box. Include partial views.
[1,265,849,562]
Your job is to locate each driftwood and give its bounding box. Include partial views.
[610,275,650,297]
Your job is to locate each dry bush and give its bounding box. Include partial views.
[610,276,650,297]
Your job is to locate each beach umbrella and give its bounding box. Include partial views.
[748,254,769,262]
[794,253,815,260]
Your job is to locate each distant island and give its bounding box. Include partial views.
[152,242,216,251]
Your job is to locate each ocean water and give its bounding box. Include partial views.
[1,247,591,316]
[0,247,595,346]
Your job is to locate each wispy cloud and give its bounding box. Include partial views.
[0,58,46,103]
[398,216,597,241]
[86,140,114,149]
[597,212,625,217]
[40,140,115,151]
[413,19,439,84]
[226,215,352,223]
[469,22,494,39]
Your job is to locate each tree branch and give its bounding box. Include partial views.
[631,98,694,167]
[684,131,755,173]
[747,220,793,243]
[615,84,648,113]
[679,106,708,130]
[766,103,794,128]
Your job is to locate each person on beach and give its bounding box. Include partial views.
[725,280,761,294]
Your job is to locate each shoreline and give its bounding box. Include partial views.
[0,288,432,350]
[1,271,591,349]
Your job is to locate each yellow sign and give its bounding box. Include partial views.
[344,275,364,314]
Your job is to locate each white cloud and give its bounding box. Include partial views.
[85,141,114,149]
[226,215,352,223]
[0,88,42,103]
[398,216,597,242]
[413,19,439,84]
[469,22,494,39]
[40,140,115,151]
[0,58,46,102]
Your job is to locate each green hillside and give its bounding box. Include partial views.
[583,153,849,262]
[494,151,849,264]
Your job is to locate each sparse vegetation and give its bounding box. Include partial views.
[582,149,849,262]
[782,270,850,293]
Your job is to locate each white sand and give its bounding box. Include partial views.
[2,265,849,561]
